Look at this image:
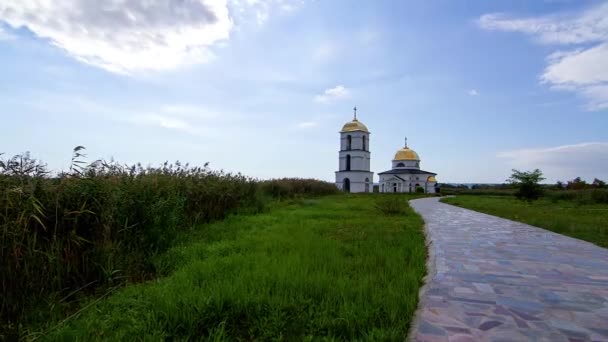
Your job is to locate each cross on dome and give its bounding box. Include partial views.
[353,106,357,120]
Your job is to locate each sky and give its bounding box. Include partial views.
[1,0,607,184]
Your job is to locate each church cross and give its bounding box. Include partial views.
[405,136,408,147]
[353,106,357,120]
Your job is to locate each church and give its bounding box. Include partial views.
[335,108,438,193]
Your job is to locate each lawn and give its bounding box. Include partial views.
[442,195,608,248]
[39,194,426,341]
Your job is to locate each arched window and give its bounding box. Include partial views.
[393,183,397,193]
[346,154,351,171]
[362,135,367,151]
[396,162,405,167]
[343,178,351,193]
[365,177,370,192]
[346,135,352,150]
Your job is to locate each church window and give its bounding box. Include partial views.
[393,183,397,193]
[365,177,370,192]
[362,135,367,151]
[343,178,351,193]
[346,135,352,150]
[346,154,351,171]
[396,162,405,167]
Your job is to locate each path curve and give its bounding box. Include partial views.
[409,197,608,342]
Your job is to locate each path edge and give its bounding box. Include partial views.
[405,197,438,342]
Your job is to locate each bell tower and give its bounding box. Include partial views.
[335,107,374,193]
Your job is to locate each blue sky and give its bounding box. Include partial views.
[1,0,607,183]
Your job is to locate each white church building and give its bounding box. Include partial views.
[335,108,438,193]
[334,108,374,193]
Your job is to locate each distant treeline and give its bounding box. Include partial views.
[0,148,338,335]
[440,178,608,205]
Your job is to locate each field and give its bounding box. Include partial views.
[442,195,608,248]
[33,195,426,340]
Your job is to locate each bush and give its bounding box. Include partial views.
[375,196,410,215]
[546,189,608,205]
[259,178,339,199]
[508,169,545,202]
[415,186,425,193]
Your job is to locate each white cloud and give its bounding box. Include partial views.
[478,3,608,110]
[130,113,198,133]
[0,0,305,74]
[296,121,318,129]
[498,142,608,182]
[468,89,479,96]
[0,0,232,74]
[230,0,303,25]
[314,85,350,103]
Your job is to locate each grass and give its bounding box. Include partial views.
[37,194,427,341]
[442,195,608,248]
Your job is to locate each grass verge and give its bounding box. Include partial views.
[40,194,426,341]
[442,195,608,248]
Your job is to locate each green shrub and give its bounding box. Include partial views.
[259,178,339,199]
[375,195,410,215]
[415,186,425,193]
[545,189,608,205]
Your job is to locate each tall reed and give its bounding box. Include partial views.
[0,148,338,336]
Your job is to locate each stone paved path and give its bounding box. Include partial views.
[409,197,608,342]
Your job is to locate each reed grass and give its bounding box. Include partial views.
[0,148,338,338]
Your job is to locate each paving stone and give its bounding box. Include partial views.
[409,197,608,342]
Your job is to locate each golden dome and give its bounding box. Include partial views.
[341,119,369,133]
[393,146,420,161]
[427,176,437,182]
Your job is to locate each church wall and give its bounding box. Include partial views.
[335,171,374,193]
[378,173,437,193]
[392,160,419,169]
[338,151,371,171]
[340,131,369,151]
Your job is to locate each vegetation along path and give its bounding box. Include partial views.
[410,197,608,342]
[43,195,426,340]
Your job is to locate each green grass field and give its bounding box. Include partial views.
[442,196,608,248]
[38,195,426,341]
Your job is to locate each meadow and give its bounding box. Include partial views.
[442,195,608,248]
[37,195,426,341]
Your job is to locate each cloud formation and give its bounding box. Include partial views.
[468,89,479,96]
[314,85,350,103]
[0,0,232,73]
[0,0,303,74]
[498,142,608,182]
[296,121,318,129]
[478,3,608,110]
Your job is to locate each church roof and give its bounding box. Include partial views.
[341,107,369,133]
[341,118,369,133]
[393,146,420,161]
[378,168,437,175]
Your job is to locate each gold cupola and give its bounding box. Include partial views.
[340,106,369,133]
[393,138,420,161]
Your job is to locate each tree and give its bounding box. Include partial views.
[592,178,606,189]
[507,169,545,202]
[567,177,587,190]
[555,181,565,190]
